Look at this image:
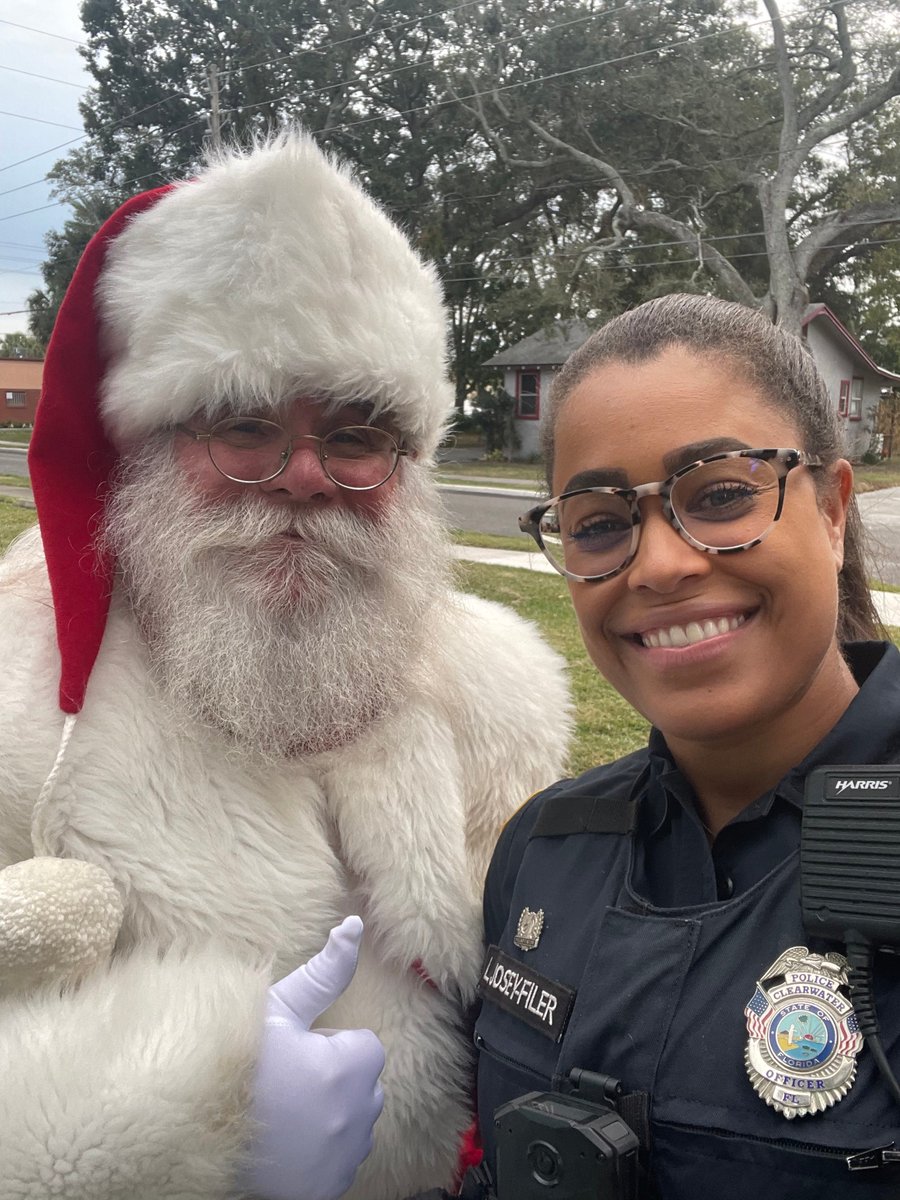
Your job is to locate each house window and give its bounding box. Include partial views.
[516,370,540,419]
[848,376,863,421]
[5,391,25,408]
[838,380,850,416]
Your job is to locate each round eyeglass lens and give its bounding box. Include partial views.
[670,455,780,549]
[541,491,637,578]
[207,419,399,488]
[320,426,400,489]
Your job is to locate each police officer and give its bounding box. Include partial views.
[474,294,900,1198]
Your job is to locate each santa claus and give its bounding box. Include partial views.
[0,134,571,1199]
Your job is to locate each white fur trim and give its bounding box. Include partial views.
[0,533,573,1198]
[0,946,266,1199]
[98,132,453,456]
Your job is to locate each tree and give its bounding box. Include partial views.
[31,0,900,381]
[463,0,900,332]
[32,0,582,402]
[0,331,44,358]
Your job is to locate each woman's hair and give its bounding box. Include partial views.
[543,293,882,643]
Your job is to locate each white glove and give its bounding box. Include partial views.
[240,916,386,1200]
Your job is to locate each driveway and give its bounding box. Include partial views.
[857,488,900,587]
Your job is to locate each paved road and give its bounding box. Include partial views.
[857,489,900,587]
[0,446,28,477]
[438,484,540,540]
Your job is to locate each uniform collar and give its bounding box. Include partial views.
[643,641,900,835]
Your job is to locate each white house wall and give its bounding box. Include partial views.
[508,366,558,460]
[805,323,878,459]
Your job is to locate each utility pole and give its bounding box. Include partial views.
[206,63,222,151]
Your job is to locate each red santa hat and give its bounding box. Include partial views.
[28,132,454,716]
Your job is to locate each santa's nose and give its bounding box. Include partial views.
[256,441,340,504]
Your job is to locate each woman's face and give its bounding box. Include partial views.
[552,345,853,748]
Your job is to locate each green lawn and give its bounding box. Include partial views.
[0,497,36,549]
[0,429,32,444]
[453,560,650,773]
[436,460,544,482]
[0,475,29,488]
[854,462,900,492]
[451,529,533,552]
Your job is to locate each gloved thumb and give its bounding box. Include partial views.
[269,915,364,1029]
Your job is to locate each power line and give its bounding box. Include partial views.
[0,63,88,89]
[2,238,896,320]
[221,0,487,79]
[0,92,197,181]
[0,0,874,194]
[0,110,83,131]
[441,235,900,282]
[0,0,888,241]
[0,202,64,224]
[0,18,83,45]
[0,137,85,177]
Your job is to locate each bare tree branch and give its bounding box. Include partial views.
[762,0,800,177]
[454,76,557,169]
[627,209,762,307]
[799,63,900,157]
[797,1,856,128]
[522,114,761,308]
[520,114,636,205]
[794,201,900,277]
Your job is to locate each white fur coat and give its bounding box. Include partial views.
[0,529,571,1200]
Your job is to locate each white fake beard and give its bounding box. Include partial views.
[100,441,451,761]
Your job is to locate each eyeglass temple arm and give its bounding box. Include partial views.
[175,425,210,443]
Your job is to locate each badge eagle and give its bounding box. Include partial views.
[744,945,863,1118]
[514,907,544,951]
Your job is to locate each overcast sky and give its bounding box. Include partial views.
[0,1,89,337]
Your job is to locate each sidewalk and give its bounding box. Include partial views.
[0,485,33,508]
[452,544,900,628]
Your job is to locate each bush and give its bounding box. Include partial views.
[470,387,520,458]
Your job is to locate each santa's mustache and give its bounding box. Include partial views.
[176,493,384,570]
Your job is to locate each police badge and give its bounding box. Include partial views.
[514,907,544,951]
[744,945,863,1118]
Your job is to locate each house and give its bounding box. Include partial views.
[0,357,42,425]
[484,307,900,461]
[482,321,594,459]
[802,304,900,459]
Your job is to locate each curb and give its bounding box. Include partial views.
[437,482,541,500]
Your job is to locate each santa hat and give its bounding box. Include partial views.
[28,132,454,717]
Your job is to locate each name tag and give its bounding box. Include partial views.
[478,944,576,1043]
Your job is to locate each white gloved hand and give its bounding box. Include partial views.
[240,916,386,1200]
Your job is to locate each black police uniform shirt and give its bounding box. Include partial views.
[476,641,900,1198]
